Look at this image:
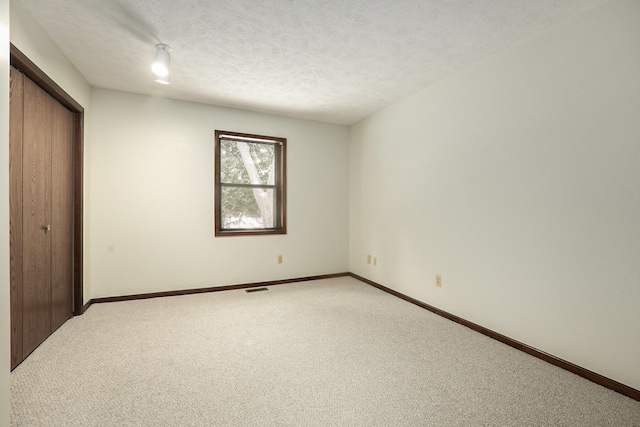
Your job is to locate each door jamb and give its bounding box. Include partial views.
[10,43,84,316]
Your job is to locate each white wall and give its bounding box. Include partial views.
[1,0,10,423]
[9,0,90,107]
[89,89,349,298]
[350,0,640,390]
[10,0,92,303]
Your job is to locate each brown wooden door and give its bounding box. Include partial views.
[10,67,25,368]
[22,74,54,357]
[10,67,73,369]
[51,89,74,332]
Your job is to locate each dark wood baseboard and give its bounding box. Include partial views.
[78,271,639,402]
[86,272,350,306]
[81,300,92,314]
[349,273,640,403]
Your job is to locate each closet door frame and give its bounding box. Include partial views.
[10,43,84,316]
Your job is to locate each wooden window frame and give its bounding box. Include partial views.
[214,130,287,237]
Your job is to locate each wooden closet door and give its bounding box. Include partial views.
[51,98,74,331]
[22,75,54,358]
[10,67,75,369]
[10,67,25,368]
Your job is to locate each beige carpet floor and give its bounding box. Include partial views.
[10,276,640,426]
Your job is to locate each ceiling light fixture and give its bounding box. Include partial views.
[152,44,172,83]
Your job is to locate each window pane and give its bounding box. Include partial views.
[221,186,275,229]
[220,140,275,185]
[220,140,250,184]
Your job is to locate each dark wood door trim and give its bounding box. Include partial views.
[10,45,83,112]
[10,43,84,316]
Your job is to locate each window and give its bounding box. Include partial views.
[214,130,286,236]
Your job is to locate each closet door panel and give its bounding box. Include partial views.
[51,101,73,331]
[10,68,24,369]
[22,77,53,357]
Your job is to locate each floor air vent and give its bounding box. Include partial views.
[245,287,269,293]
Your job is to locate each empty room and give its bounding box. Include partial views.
[1,0,639,425]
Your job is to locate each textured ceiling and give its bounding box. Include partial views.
[20,0,606,125]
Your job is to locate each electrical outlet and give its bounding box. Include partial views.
[373,257,377,267]
[435,274,442,287]
[367,255,371,264]
[277,255,283,264]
